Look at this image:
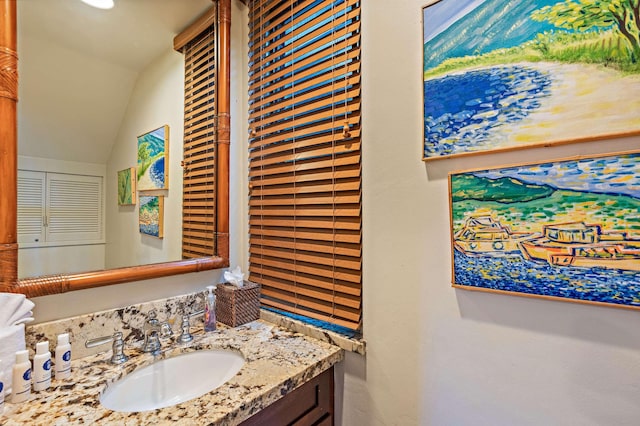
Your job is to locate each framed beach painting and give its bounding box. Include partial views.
[139,195,164,238]
[449,151,640,310]
[423,0,640,160]
[117,167,136,206]
[137,125,169,190]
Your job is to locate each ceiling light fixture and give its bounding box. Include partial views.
[80,0,114,10]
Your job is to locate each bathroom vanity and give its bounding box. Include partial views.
[2,319,343,425]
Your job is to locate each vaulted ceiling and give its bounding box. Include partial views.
[17,0,211,164]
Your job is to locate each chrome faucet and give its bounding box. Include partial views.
[142,309,173,354]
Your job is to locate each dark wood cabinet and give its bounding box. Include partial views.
[241,366,334,426]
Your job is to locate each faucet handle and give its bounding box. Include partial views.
[177,308,205,344]
[85,331,129,364]
[146,309,158,322]
[160,321,174,339]
[177,313,194,343]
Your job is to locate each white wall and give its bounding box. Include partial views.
[29,1,640,425]
[105,49,185,269]
[336,1,640,425]
[17,33,137,164]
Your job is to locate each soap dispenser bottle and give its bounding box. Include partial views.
[204,285,217,332]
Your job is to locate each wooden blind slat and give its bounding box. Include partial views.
[250,140,360,169]
[249,151,360,178]
[250,228,360,244]
[259,280,361,313]
[249,6,360,75]
[249,112,360,148]
[248,0,324,45]
[185,44,214,68]
[182,26,217,260]
[249,128,361,160]
[186,51,216,75]
[259,286,360,321]
[249,217,360,231]
[249,71,360,119]
[249,192,360,207]
[249,264,361,298]
[257,275,361,311]
[251,236,361,257]
[250,165,360,188]
[253,99,360,135]
[249,35,360,94]
[260,297,358,329]
[183,222,216,232]
[249,85,361,127]
[249,0,362,330]
[250,178,360,197]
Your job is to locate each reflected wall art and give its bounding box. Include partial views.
[137,125,169,190]
[117,167,136,206]
[139,195,164,238]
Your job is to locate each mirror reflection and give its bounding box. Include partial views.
[16,0,211,278]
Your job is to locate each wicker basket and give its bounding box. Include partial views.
[215,281,260,327]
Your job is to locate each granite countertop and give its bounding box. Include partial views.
[2,320,344,425]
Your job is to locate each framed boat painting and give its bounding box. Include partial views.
[137,125,169,190]
[449,151,640,310]
[423,0,640,160]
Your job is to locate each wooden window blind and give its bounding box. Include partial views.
[248,0,362,330]
[181,21,218,259]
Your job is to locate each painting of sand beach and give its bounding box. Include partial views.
[423,0,640,159]
[137,125,169,190]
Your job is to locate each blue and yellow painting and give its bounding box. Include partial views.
[139,195,164,238]
[137,125,169,190]
[449,152,640,308]
[423,0,640,159]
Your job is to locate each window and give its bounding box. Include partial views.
[17,170,104,246]
[248,0,362,330]
[179,15,218,259]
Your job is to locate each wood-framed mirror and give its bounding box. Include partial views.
[0,0,230,298]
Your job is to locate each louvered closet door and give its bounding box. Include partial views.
[17,170,46,244]
[248,0,362,330]
[46,173,103,243]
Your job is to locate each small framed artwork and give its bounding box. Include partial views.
[449,150,640,310]
[137,125,169,190]
[139,195,164,238]
[117,167,136,206]
[423,1,640,160]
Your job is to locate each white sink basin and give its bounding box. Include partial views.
[100,349,245,412]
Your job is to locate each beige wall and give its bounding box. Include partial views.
[30,1,640,425]
[339,1,640,425]
[105,49,185,269]
[17,33,137,164]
